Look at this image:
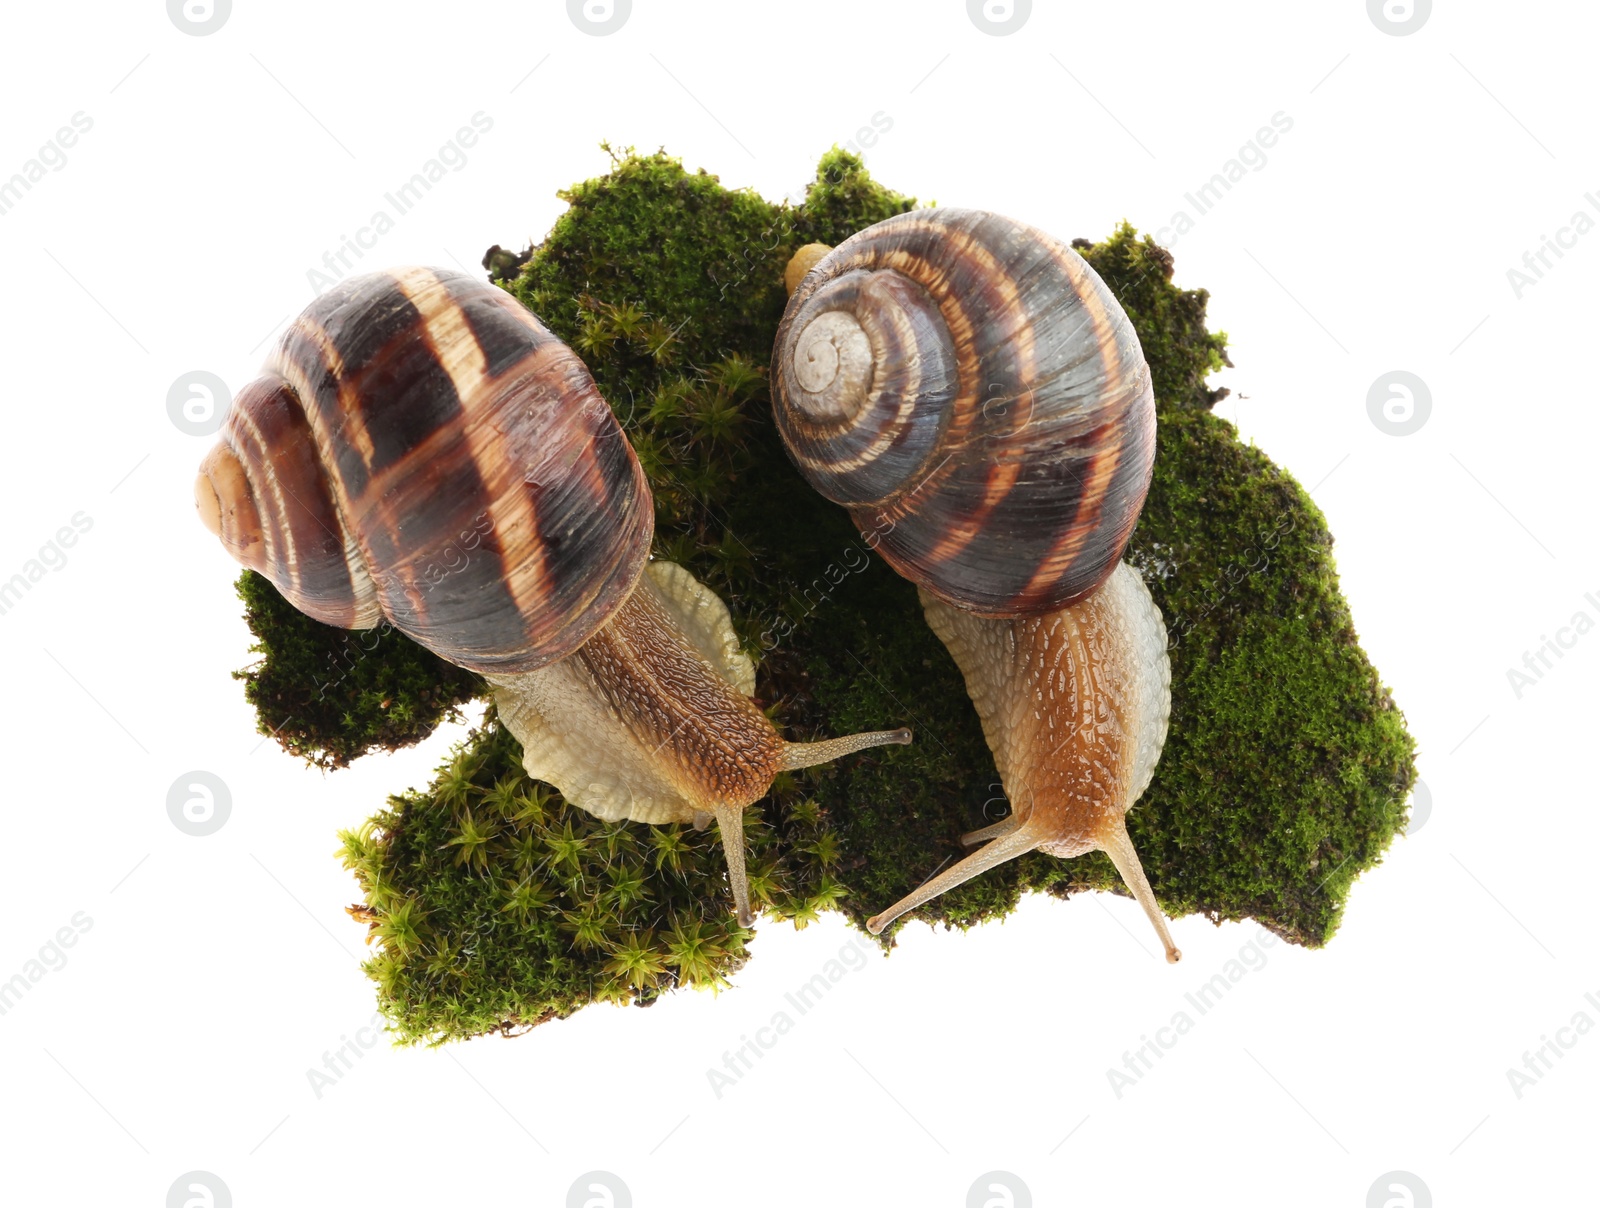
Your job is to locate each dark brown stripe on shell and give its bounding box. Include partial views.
[356,419,518,660]
[312,278,467,482]
[271,321,371,503]
[395,268,649,672]
[224,374,367,628]
[231,267,653,671]
[437,269,559,378]
[775,208,1154,616]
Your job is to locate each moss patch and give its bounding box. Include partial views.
[341,715,847,1045]
[1077,406,1415,945]
[232,570,481,770]
[1073,226,1233,413]
[235,147,1414,1040]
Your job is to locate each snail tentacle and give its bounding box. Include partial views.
[780,727,913,770]
[198,267,914,930]
[959,814,1025,848]
[711,802,753,929]
[774,213,1181,957]
[1098,814,1181,963]
[866,822,1045,936]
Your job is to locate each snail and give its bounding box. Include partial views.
[772,211,1181,961]
[194,266,911,927]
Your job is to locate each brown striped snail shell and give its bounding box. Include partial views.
[196,266,651,669]
[773,210,1181,960]
[196,267,911,927]
[774,208,1155,617]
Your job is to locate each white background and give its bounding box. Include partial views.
[0,2,1594,1205]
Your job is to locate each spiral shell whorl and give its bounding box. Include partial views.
[775,268,957,505]
[198,267,651,673]
[197,373,384,631]
[773,209,1155,617]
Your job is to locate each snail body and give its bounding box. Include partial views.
[910,568,1173,952]
[197,266,910,927]
[773,210,1181,959]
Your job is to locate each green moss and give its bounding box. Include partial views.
[788,146,919,246]
[504,143,791,392]
[231,147,1413,1039]
[1080,407,1415,945]
[1073,225,1233,413]
[232,569,481,770]
[340,712,846,1046]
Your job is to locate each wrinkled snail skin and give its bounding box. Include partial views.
[196,266,912,928]
[774,211,1181,960]
[487,558,911,928]
[875,566,1177,958]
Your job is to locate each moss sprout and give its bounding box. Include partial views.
[339,713,846,1045]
